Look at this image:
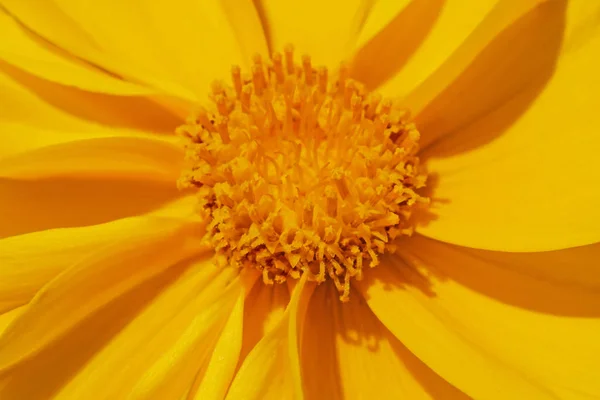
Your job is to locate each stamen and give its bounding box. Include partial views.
[284,44,295,75]
[272,52,285,84]
[338,62,349,95]
[317,67,328,94]
[241,85,252,113]
[178,45,428,301]
[252,65,265,96]
[216,117,230,144]
[215,95,228,116]
[231,65,242,98]
[302,55,313,85]
[351,95,362,123]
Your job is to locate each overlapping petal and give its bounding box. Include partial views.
[0,214,194,314]
[354,0,496,94]
[0,135,183,182]
[301,283,467,399]
[253,0,372,67]
[2,0,267,101]
[226,277,313,400]
[358,235,600,399]
[0,216,202,375]
[0,9,152,95]
[0,0,597,398]
[236,275,291,365]
[0,60,181,135]
[0,307,23,337]
[189,290,246,400]
[416,1,600,251]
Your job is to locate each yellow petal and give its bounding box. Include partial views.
[0,62,181,134]
[2,0,198,101]
[0,257,215,398]
[302,283,467,399]
[299,284,342,399]
[226,276,313,400]
[0,177,179,239]
[351,0,430,90]
[417,1,600,251]
[107,0,248,99]
[254,0,372,68]
[0,0,103,65]
[357,235,600,399]
[0,9,152,95]
[51,260,233,399]
[237,274,291,365]
[0,66,185,239]
[189,290,245,400]
[394,1,554,147]
[356,0,495,94]
[0,135,183,182]
[0,307,24,337]
[0,275,169,398]
[1,123,90,160]
[0,216,202,373]
[46,0,246,100]
[0,214,193,313]
[126,270,242,400]
[221,0,270,61]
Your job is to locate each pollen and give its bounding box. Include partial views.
[177,46,428,301]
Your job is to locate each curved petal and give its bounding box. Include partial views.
[357,235,600,399]
[0,9,152,95]
[398,0,563,148]
[0,67,186,238]
[417,1,600,251]
[357,0,495,94]
[237,274,291,365]
[189,290,245,400]
[0,177,180,239]
[1,123,92,160]
[299,283,342,399]
[254,0,372,68]
[213,0,269,65]
[0,135,183,182]
[44,0,248,100]
[0,216,203,373]
[0,307,24,337]
[0,61,181,134]
[301,283,467,399]
[1,0,196,101]
[119,269,241,400]
[226,276,313,400]
[0,213,196,314]
[103,0,248,98]
[0,258,236,399]
[350,0,442,90]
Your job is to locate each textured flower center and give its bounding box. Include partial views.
[177,46,428,301]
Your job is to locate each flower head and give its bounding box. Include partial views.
[178,48,428,301]
[1,1,599,399]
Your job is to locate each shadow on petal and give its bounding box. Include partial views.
[252,0,273,53]
[412,0,566,152]
[235,277,290,368]
[0,256,199,399]
[301,282,467,399]
[0,177,179,239]
[400,235,600,318]
[0,62,181,133]
[350,0,445,90]
[360,250,444,301]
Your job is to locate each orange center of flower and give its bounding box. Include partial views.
[177,46,428,301]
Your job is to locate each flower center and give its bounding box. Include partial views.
[177,46,428,301]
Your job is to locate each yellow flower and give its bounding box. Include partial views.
[0,0,599,399]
